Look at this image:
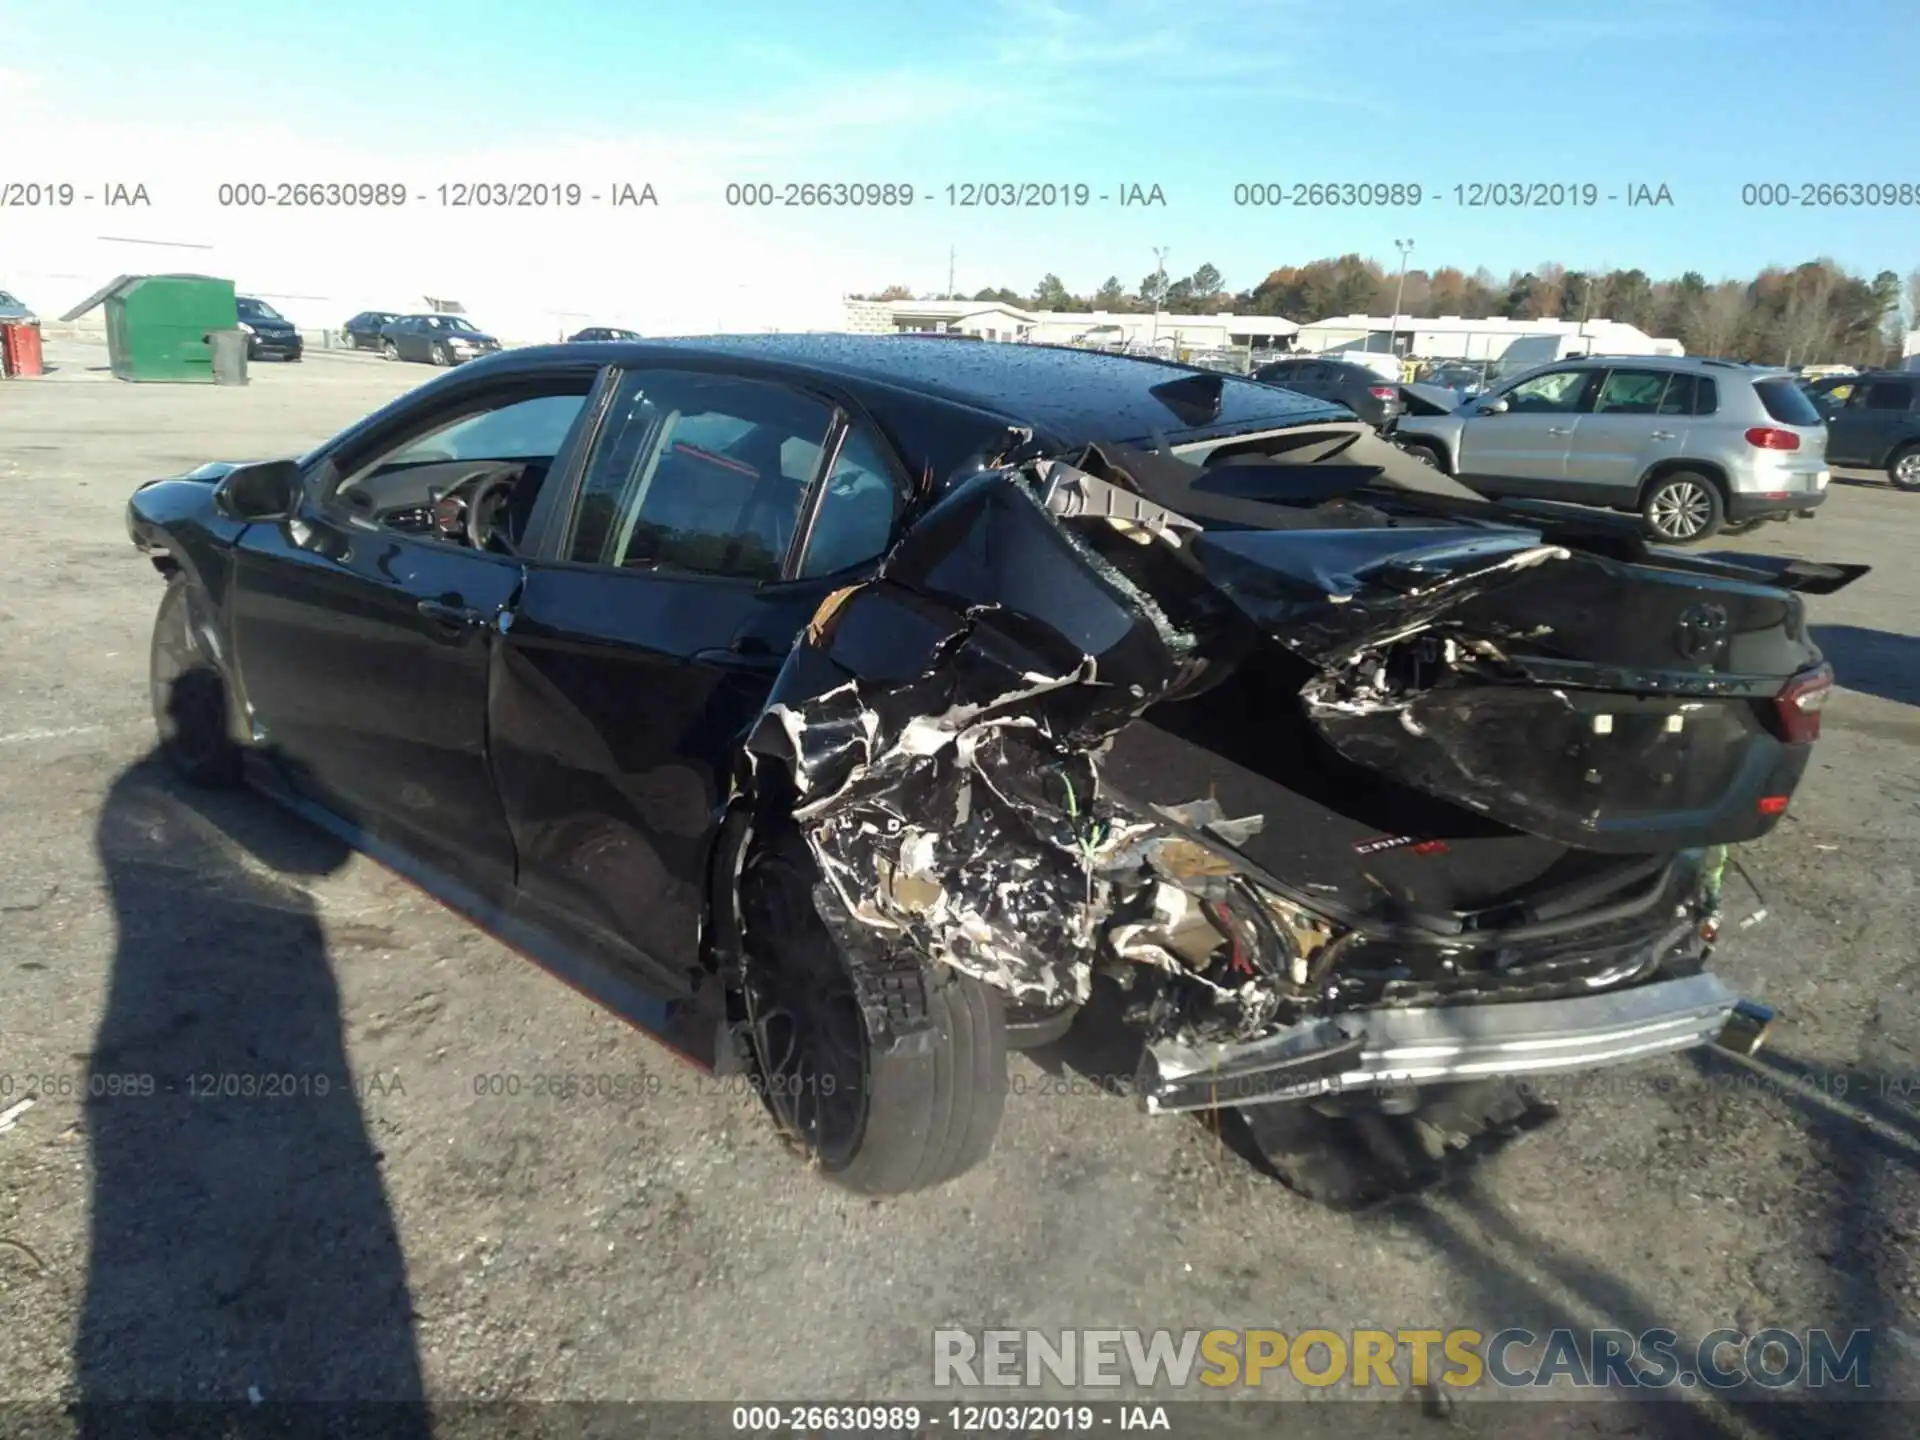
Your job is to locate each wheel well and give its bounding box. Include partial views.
[1396,434,1452,471]
[1637,462,1728,508]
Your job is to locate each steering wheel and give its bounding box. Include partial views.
[463,468,520,553]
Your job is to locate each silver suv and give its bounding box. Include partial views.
[1389,355,1829,542]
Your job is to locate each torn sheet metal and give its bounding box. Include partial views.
[740,438,1818,1052]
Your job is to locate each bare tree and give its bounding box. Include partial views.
[1779,264,1838,365]
[1690,281,1746,359]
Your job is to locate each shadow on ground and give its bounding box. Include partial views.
[75,757,428,1432]
[1812,625,1920,706]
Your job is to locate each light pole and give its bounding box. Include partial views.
[1391,238,1414,359]
[1151,246,1169,347]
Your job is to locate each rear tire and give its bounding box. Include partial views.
[1889,443,1920,491]
[738,828,1007,1195]
[1641,470,1725,543]
[150,579,243,788]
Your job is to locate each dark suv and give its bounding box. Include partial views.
[568,326,642,342]
[1807,371,1920,489]
[236,297,302,361]
[1250,356,1404,428]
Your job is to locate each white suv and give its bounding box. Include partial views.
[1389,356,1829,542]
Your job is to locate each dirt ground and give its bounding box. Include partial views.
[2,342,1917,1435]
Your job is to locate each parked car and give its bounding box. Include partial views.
[236,296,302,362]
[1390,355,1829,542]
[1419,361,1490,398]
[1806,371,1920,489]
[569,327,643,343]
[0,289,36,322]
[128,335,1860,1198]
[379,314,502,365]
[341,311,400,350]
[1251,355,1405,428]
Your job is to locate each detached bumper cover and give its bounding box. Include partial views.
[1139,968,1737,1113]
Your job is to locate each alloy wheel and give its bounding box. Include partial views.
[1648,480,1714,540]
[1894,450,1920,490]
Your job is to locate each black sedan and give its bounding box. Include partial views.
[236,296,302,361]
[379,313,502,365]
[340,311,399,350]
[1250,355,1403,428]
[569,326,643,342]
[128,335,1856,1199]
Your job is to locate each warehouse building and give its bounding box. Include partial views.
[1293,313,1683,364]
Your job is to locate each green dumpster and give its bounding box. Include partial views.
[58,274,239,383]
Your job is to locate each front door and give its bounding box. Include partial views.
[491,365,906,980]
[227,380,600,895]
[1455,366,1600,496]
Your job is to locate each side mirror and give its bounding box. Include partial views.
[1476,397,1510,416]
[214,459,302,522]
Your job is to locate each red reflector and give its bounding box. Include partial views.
[1745,426,1801,451]
[1410,839,1450,856]
[1758,795,1790,816]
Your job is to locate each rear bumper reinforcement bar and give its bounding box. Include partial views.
[1139,971,1738,1114]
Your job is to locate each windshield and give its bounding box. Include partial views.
[0,291,18,306]
[427,316,478,332]
[238,298,285,321]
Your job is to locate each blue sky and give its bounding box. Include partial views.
[5,0,1919,302]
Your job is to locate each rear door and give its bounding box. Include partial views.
[1562,366,1685,500]
[1455,366,1600,496]
[1828,377,1917,466]
[491,365,907,977]
[228,369,603,897]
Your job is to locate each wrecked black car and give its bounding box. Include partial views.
[127,335,1864,1196]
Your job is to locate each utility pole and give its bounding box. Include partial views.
[1151,246,1169,346]
[947,245,955,300]
[1391,238,1414,358]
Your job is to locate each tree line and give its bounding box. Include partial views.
[855,257,1920,367]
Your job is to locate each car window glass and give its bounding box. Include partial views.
[1693,377,1719,416]
[1656,373,1697,415]
[568,371,835,580]
[392,393,588,465]
[1594,370,1668,414]
[1865,381,1916,410]
[798,427,900,579]
[1503,369,1592,413]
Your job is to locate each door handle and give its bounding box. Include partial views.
[1546,426,1572,436]
[1650,430,1676,440]
[417,597,486,627]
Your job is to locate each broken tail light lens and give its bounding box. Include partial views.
[1773,662,1832,744]
[1745,426,1802,451]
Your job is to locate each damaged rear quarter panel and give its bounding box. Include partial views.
[743,468,1198,1007]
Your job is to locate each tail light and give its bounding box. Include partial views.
[1745,427,1802,451]
[1774,662,1832,744]
[1370,386,1398,401]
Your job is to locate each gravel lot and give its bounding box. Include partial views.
[2,342,1918,1435]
